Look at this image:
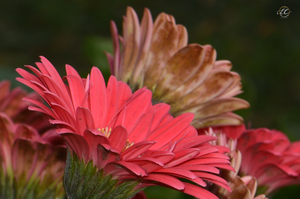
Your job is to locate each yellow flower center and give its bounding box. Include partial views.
[97,127,134,150]
[125,140,134,150]
[97,127,112,138]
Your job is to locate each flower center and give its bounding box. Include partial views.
[97,127,134,150]
[97,127,112,138]
[125,140,134,150]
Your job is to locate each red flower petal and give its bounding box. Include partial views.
[183,182,218,199]
[122,141,155,160]
[89,67,107,128]
[143,174,185,190]
[109,126,128,153]
[109,161,147,177]
[76,107,95,135]
[61,133,89,162]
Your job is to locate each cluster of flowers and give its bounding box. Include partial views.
[0,6,299,199]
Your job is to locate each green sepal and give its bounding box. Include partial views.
[64,149,144,199]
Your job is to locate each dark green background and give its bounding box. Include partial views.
[1,0,299,198]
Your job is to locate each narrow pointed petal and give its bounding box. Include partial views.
[128,109,154,143]
[40,73,74,115]
[155,168,197,180]
[166,149,200,167]
[176,25,188,50]
[148,112,194,150]
[132,8,153,86]
[76,107,95,135]
[174,135,217,152]
[105,76,119,125]
[66,75,86,109]
[121,7,141,83]
[196,172,231,191]
[143,13,178,91]
[149,103,170,132]
[15,68,41,85]
[89,67,107,128]
[177,165,219,174]
[185,98,250,120]
[24,97,57,119]
[144,174,184,190]
[122,141,155,160]
[117,89,152,132]
[61,133,89,162]
[116,81,132,111]
[110,21,120,78]
[109,126,128,153]
[194,112,245,128]
[183,182,218,199]
[110,161,147,177]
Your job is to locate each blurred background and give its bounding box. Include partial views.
[1,0,299,198]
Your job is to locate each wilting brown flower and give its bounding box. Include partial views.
[106,7,249,129]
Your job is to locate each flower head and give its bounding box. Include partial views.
[0,81,66,198]
[198,124,246,140]
[17,56,233,199]
[106,7,249,128]
[237,128,300,196]
[203,128,267,199]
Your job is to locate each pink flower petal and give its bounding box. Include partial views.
[109,161,147,177]
[76,107,95,135]
[183,182,218,199]
[143,173,185,190]
[109,125,128,153]
[83,129,110,166]
[148,112,194,150]
[122,141,155,160]
[61,132,89,162]
[89,67,107,128]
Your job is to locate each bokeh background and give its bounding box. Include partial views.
[1,0,299,198]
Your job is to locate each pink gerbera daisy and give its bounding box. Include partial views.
[237,128,300,196]
[17,57,233,199]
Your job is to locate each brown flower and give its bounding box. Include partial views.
[106,7,249,128]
